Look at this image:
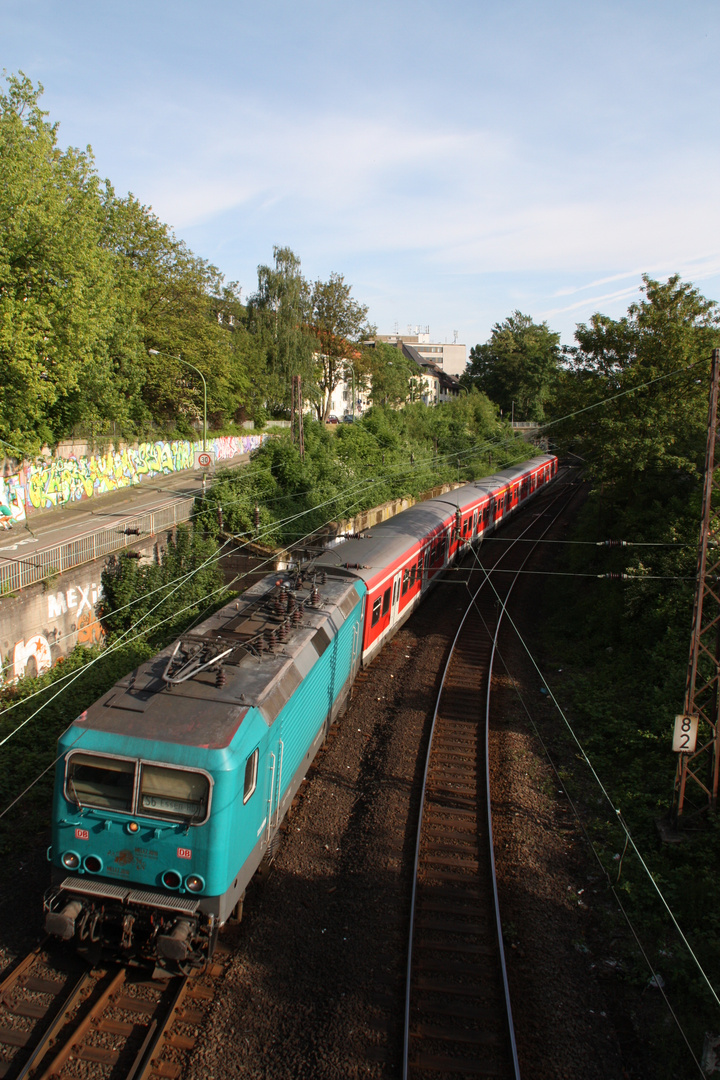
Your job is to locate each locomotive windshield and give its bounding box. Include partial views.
[64,754,210,822]
[65,753,135,812]
[138,764,210,823]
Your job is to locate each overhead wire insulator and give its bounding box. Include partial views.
[597,540,629,547]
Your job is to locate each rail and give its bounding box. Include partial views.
[402,472,578,1079]
[0,941,228,1079]
[0,498,194,595]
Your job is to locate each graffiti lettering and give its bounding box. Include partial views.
[76,610,104,646]
[1,435,265,523]
[48,582,100,621]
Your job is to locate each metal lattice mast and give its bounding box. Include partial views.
[674,348,720,819]
[291,376,305,458]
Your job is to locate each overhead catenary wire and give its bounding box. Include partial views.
[0,437,532,724]
[0,441,473,740]
[465,540,720,1019]
[461,548,705,1076]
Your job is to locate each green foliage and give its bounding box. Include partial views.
[0,73,123,453]
[245,246,318,418]
[196,397,529,548]
[367,342,419,407]
[466,311,561,421]
[536,278,720,1070]
[100,525,226,646]
[309,273,374,421]
[552,275,720,487]
[0,72,250,450]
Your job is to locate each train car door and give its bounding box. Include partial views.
[390,571,402,624]
[472,509,478,539]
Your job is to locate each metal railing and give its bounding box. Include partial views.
[0,498,194,596]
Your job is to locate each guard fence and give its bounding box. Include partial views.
[0,498,195,596]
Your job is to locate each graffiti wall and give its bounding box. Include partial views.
[0,434,265,523]
[0,572,106,686]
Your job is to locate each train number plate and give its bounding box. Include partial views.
[177,847,192,859]
[75,828,89,840]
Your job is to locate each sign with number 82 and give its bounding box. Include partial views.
[673,714,699,754]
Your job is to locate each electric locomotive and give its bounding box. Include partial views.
[43,453,557,969]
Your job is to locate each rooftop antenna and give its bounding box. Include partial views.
[453,330,459,344]
[393,320,399,336]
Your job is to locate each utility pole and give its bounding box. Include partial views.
[674,348,720,820]
[291,376,305,458]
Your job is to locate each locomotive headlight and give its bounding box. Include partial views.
[83,855,103,874]
[127,821,139,833]
[162,870,182,889]
[185,874,204,893]
[62,851,80,869]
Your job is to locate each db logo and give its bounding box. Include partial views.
[177,847,192,859]
[75,828,89,841]
[198,453,212,468]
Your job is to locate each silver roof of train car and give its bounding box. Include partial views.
[71,570,362,749]
[312,455,554,586]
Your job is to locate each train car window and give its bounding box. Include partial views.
[371,596,382,626]
[66,753,135,812]
[382,588,391,616]
[409,565,416,588]
[139,764,210,823]
[243,749,259,804]
[402,568,410,595]
[393,577,401,604]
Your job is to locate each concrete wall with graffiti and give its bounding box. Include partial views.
[0,567,106,685]
[0,532,163,685]
[0,434,265,524]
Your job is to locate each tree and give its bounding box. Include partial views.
[309,273,374,421]
[465,311,560,421]
[102,192,241,436]
[367,342,419,407]
[246,246,318,417]
[0,73,121,453]
[553,275,720,487]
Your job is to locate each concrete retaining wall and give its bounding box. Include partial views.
[0,535,159,685]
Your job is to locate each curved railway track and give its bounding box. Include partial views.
[0,942,227,1080]
[403,471,580,1080]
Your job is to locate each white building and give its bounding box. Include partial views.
[376,330,467,378]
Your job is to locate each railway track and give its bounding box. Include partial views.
[0,942,227,1080]
[403,471,580,1079]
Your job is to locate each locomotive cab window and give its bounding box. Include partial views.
[382,588,391,616]
[139,764,210,823]
[371,596,382,626]
[243,748,259,804]
[66,753,135,813]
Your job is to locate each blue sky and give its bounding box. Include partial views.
[3,0,719,354]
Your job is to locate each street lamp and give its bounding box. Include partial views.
[148,349,207,451]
